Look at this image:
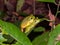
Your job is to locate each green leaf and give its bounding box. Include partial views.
[3,34,15,43]
[0,33,7,44]
[47,24,60,45]
[1,44,9,45]
[36,0,55,3]
[33,27,45,32]
[0,20,32,45]
[16,0,24,12]
[32,32,49,45]
[56,41,60,45]
[12,42,22,45]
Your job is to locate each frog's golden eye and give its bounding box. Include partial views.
[29,15,35,19]
[29,16,34,20]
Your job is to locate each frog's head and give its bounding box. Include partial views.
[27,14,35,22]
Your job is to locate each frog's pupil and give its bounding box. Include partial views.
[31,18,32,19]
[30,17,37,22]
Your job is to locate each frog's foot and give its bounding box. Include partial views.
[21,28,26,33]
[21,29,23,32]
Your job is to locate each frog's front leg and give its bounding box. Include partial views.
[21,28,23,32]
[21,27,26,32]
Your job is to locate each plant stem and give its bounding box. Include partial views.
[33,0,35,15]
[52,2,60,30]
[48,3,60,30]
[48,4,55,30]
[58,11,60,13]
[55,4,60,18]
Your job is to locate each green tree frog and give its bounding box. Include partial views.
[21,14,52,34]
[21,14,35,32]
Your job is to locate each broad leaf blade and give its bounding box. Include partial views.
[1,44,9,45]
[32,32,49,45]
[48,24,60,45]
[56,41,60,45]
[33,27,45,32]
[0,20,32,45]
[0,33,7,44]
[12,42,22,45]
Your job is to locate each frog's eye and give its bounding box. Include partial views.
[31,17,33,19]
[30,17,33,19]
[29,15,35,19]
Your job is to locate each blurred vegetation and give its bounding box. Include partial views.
[0,0,60,45]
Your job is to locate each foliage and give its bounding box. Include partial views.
[36,0,55,3]
[48,24,60,45]
[32,32,49,45]
[0,0,60,45]
[33,27,45,32]
[0,20,32,45]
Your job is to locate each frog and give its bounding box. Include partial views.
[21,14,52,33]
[25,17,40,35]
[21,14,35,33]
